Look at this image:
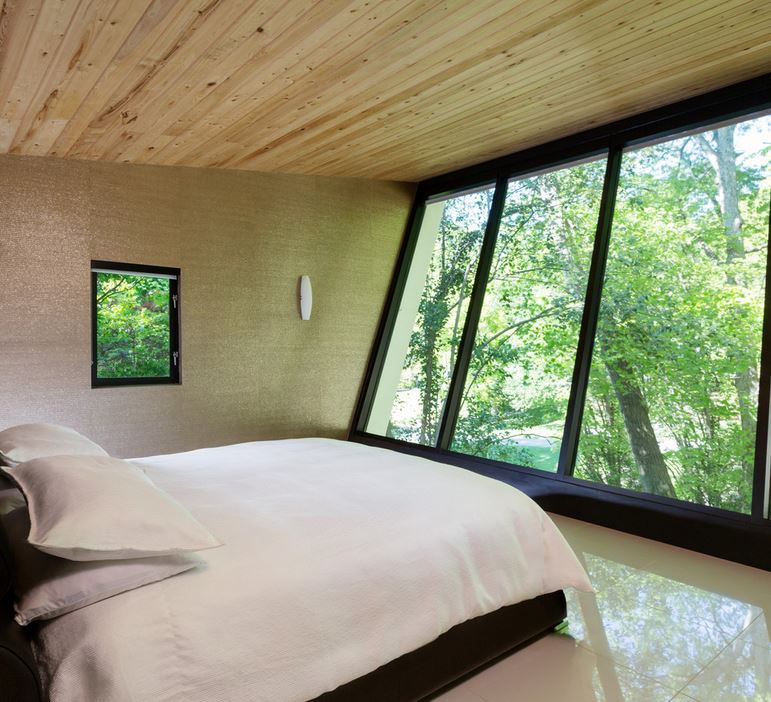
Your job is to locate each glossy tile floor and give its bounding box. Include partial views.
[435,514,771,701]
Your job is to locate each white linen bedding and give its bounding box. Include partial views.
[31,438,591,702]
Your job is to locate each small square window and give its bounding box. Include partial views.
[91,261,180,387]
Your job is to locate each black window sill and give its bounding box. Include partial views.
[91,377,181,388]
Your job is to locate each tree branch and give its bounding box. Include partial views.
[96,277,129,304]
[474,303,571,355]
[459,303,573,407]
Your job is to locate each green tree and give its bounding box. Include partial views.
[387,190,492,444]
[96,273,171,378]
[390,113,770,515]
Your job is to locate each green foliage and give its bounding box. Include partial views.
[452,159,605,470]
[387,190,491,444]
[575,121,770,512]
[386,114,770,515]
[95,273,171,378]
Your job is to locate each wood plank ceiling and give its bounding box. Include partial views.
[0,0,769,182]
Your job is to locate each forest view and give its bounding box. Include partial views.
[378,113,771,514]
[95,272,172,379]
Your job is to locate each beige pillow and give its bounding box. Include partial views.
[0,423,108,467]
[2,455,222,561]
[2,507,199,625]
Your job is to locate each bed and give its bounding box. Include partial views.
[0,437,590,702]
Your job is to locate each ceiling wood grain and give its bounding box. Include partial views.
[1,0,769,181]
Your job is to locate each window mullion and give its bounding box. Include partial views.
[436,176,508,451]
[751,195,771,521]
[557,145,623,476]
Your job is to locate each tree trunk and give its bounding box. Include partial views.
[604,356,677,498]
[714,127,745,275]
[419,328,437,445]
[547,174,676,496]
[698,126,758,482]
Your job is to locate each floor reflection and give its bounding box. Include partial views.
[434,514,771,702]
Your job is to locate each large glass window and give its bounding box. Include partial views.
[575,115,771,513]
[365,187,494,444]
[358,100,771,520]
[91,261,180,387]
[451,158,606,471]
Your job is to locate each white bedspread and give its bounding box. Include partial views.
[32,438,590,702]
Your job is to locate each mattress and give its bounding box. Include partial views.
[31,438,591,702]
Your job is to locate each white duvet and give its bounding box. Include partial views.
[32,438,590,702]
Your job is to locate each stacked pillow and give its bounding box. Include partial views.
[0,423,109,467]
[0,423,221,625]
[0,423,105,507]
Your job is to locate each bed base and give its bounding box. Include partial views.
[0,520,42,702]
[0,594,42,702]
[313,590,566,702]
[0,519,565,702]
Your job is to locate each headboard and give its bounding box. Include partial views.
[0,515,43,702]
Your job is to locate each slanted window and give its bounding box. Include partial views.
[573,115,771,514]
[91,261,180,387]
[451,158,606,471]
[365,186,494,445]
[355,97,771,521]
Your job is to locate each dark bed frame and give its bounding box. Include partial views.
[0,519,566,702]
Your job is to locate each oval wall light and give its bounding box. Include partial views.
[299,275,312,320]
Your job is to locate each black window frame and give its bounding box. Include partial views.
[350,73,771,571]
[91,260,181,388]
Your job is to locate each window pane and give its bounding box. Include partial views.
[365,186,494,445]
[451,157,607,470]
[95,272,172,379]
[575,114,771,513]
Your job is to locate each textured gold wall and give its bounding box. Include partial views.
[0,154,414,457]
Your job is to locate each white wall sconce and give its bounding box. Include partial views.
[299,275,312,320]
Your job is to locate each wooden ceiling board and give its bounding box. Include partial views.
[205,0,575,170]
[145,0,478,169]
[12,0,159,156]
[233,0,661,173]
[296,4,771,178]
[69,0,264,160]
[16,0,205,156]
[113,0,414,164]
[1,0,769,182]
[262,0,767,176]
